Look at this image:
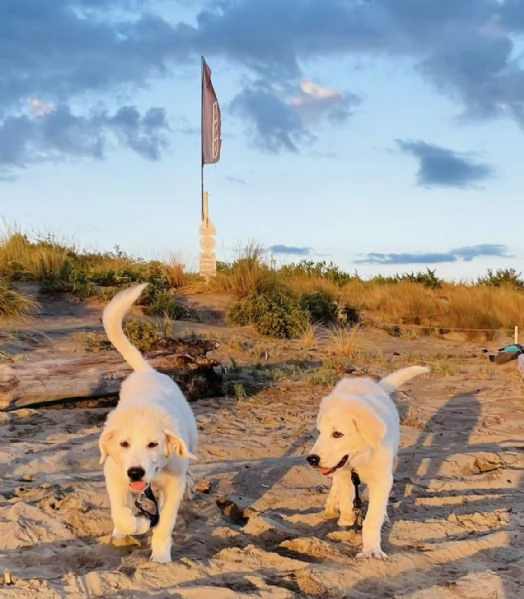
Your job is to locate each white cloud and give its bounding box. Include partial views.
[27,98,55,116]
[290,78,343,106]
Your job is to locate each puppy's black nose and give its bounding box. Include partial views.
[307,454,320,467]
[127,466,145,481]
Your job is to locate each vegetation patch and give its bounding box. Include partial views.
[228,291,309,339]
[0,279,40,319]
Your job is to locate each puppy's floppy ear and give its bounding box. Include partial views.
[99,429,115,464]
[349,400,387,450]
[164,430,197,460]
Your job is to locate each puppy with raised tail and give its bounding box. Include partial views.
[99,283,197,563]
[307,365,429,559]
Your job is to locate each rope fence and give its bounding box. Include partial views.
[382,323,520,342]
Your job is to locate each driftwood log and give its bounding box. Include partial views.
[0,338,223,411]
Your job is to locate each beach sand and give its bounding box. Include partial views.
[1,292,522,598]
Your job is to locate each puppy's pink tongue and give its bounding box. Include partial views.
[319,467,332,475]
[129,481,146,492]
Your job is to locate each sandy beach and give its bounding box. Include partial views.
[1,293,523,598]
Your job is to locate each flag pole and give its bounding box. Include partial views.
[200,55,205,223]
[199,56,219,278]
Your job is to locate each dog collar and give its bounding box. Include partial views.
[134,485,159,528]
[351,468,363,510]
[351,468,364,530]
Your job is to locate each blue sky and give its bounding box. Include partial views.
[1,0,524,280]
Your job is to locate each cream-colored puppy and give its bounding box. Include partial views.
[307,365,429,559]
[99,283,197,563]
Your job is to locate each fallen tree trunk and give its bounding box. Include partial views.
[0,338,223,411]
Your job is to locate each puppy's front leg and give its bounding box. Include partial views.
[333,468,356,527]
[150,472,185,563]
[357,473,392,559]
[323,470,340,519]
[106,477,150,539]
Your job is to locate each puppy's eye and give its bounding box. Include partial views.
[147,441,159,449]
[332,431,344,439]
[120,440,130,448]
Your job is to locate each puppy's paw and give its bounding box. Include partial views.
[150,550,172,563]
[322,508,339,520]
[110,534,141,547]
[151,535,172,563]
[337,513,356,527]
[356,547,389,560]
[113,515,150,537]
[131,516,151,536]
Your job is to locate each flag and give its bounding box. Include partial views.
[201,58,221,164]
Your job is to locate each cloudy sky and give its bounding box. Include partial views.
[2,0,524,280]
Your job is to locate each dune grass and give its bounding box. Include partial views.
[0,225,188,296]
[0,279,40,319]
[341,280,521,340]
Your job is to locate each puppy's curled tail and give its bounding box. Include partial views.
[102,283,153,373]
[379,365,430,393]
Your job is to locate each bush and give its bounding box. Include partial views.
[400,268,442,289]
[477,268,524,289]
[279,260,355,286]
[141,287,199,321]
[228,291,309,338]
[338,304,361,326]
[299,290,339,324]
[122,320,160,353]
[370,268,442,289]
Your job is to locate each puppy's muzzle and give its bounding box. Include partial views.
[307,454,320,467]
[127,466,146,481]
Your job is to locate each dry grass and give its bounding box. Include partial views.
[299,323,319,349]
[327,325,362,357]
[340,280,522,341]
[286,276,340,298]
[0,226,73,281]
[213,241,281,299]
[427,353,457,376]
[0,280,40,319]
[162,256,185,288]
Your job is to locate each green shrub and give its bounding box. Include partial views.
[228,291,309,338]
[122,320,160,353]
[401,269,443,289]
[338,304,361,326]
[299,290,339,324]
[477,268,524,289]
[279,260,355,286]
[141,287,199,321]
[89,268,141,287]
[371,268,442,289]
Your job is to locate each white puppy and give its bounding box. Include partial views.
[99,283,197,563]
[307,365,429,559]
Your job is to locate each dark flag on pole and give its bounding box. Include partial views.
[201,58,221,165]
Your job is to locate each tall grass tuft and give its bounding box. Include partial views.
[215,241,281,298]
[328,325,362,357]
[0,279,40,319]
[299,323,319,349]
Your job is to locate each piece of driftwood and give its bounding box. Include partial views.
[0,338,223,411]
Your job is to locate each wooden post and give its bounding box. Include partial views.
[199,191,217,278]
[514,325,519,344]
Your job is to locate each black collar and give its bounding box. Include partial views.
[351,468,363,510]
[351,468,364,530]
[134,486,159,528]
